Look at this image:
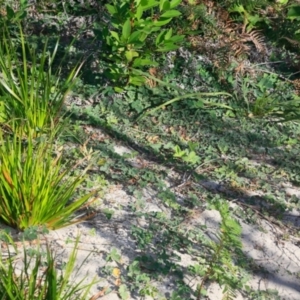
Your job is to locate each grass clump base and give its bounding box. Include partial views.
[0,123,97,231]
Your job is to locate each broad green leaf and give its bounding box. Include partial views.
[110,31,120,42]
[170,0,181,8]
[287,6,300,20]
[125,50,139,62]
[160,0,170,11]
[139,31,148,41]
[111,21,120,29]
[160,9,181,18]
[134,18,145,28]
[140,23,160,34]
[135,4,143,20]
[129,74,146,86]
[155,29,166,46]
[154,17,172,26]
[164,28,173,40]
[169,34,184,43]
[140,0,159,10]
[133,58,157,67]
[105,4,117,15]
[128,31,143,43]
[122,19,131,40]
[156,42,179,51]
[6,5,15,19]
[14,10,27,20]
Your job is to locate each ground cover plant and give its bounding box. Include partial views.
[0,0,300,299]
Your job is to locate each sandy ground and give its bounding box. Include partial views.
[1,144,300,300]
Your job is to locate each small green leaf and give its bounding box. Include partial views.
[105,4,117,15]
[287,6,300,20]
[139,31,148,41]
[109,248,121,262]
[129,75,146,86]
[122,19,131,40]
[110,31,120,42]
[160,0,170,11]
[154,17,173,26]
[170,0,181,9]
[125,50,139,62]
[133,58,157,67]
[200,288,207,296]
[128,31,143,43]
[119,284,130,300]
[155,30,166,46]
[173,145,185,157]
[140,0,159,10]
[102,208,114,220]
[192,100,204,108]
[135,5,143,20]
[160,9,181,18]
[157,42,179,52]
[165,28,173,40]
[14,10,27,20]
[183,151,200,165]
[114,86,125,93]
[6,5,15,19]
[169,34,184,43]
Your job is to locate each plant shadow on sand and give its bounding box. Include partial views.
[58,98,300,299]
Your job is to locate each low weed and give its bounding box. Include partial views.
[0,232,97,299]
[196,201,246,299]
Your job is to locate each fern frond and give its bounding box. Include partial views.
[231,40,251,57]
[248,30,265,52]
[222,284,237,300]
[227,0,270,13]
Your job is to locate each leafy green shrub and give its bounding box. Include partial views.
[93,0,184,90]
[0,233,97,299]
[0,124,97,231]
